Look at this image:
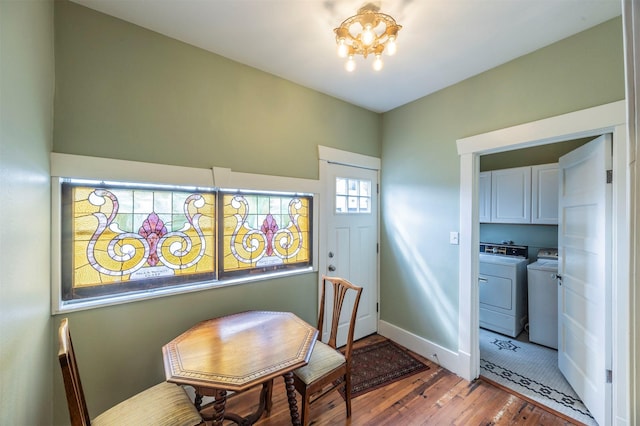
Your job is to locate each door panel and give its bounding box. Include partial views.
[325,163,378,345]
[558,134,611,426]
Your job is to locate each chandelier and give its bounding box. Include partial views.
[334,4,402,72]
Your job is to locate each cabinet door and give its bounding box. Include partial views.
[479,171,491,223]
[531,163,558,224]
[491,166,531,223]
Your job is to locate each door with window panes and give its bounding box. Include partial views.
[325,163,378,345]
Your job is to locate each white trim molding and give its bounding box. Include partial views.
[457,100,627,155]
[212,166,320,194]
[50,152,213,187]
[318,145,381,170]
[623,1,639,423]
[456,100,629,425]
[378,320,461,375]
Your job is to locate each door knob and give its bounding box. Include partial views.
[328,265,336,272]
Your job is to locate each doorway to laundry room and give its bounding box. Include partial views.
[477,137,600,426]
[457,100,629,426]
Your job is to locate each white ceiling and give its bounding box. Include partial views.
[71,0,622,113]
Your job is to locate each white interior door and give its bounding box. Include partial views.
[324,162,378,345]
[558,134,612,425]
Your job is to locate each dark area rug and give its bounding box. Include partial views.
[339,339,430,399]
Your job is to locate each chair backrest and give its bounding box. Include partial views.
[317,275,363,359]
[58,318,91,426]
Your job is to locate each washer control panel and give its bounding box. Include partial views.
[536,248,558,260]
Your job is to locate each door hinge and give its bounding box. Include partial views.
[606,369,613,383]
[376,302,379,313]
[377,243,379,254]
[606,169,613,184]
[377,183,379,194]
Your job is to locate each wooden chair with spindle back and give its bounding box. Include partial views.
[57,318,204,426]
[291,275,363,426]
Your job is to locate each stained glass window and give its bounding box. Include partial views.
[335,177,371,213]
[61,181,216,301]
[220,191,312,276]
[60,180,313,304]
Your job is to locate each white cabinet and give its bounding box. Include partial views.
[480,163,559,224]
[531,163,559,224]
[491,166,531,223]
[479,171,492,223]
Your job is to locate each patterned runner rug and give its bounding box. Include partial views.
[479,328,596,426]
[339,339,430,399]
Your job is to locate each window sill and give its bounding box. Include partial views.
[52,266,315,314]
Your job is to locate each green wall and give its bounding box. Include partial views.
[54,1,381,178]
[0,0,54,424]
[52,1,381,423]
[380,17,624,350]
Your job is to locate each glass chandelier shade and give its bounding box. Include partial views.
[334,5,402,72]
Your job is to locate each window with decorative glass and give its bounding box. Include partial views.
[59,179,312,305]
[220,191,312,277]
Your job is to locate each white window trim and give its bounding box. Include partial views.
[51,153,320,314]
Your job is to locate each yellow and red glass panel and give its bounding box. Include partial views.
[63,182,215,300]
[221,192,312,275]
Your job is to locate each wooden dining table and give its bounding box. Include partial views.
[162,310,318,426]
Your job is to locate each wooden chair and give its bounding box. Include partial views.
[57,318,204,426]
[291,275,363,426]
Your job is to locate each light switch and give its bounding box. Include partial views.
[450,231,459,245]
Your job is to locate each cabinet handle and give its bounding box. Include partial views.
[478,278,488,283]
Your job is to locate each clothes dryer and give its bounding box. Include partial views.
[479,242,529,338]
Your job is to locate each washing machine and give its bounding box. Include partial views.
[527,248,559,349]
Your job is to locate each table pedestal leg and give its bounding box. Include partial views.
[283,372,301,426]
[264,379,273,415]
[194,392,203,411]
[212,389,227,426]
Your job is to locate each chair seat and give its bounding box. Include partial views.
[92,382,202,426]
[294,341,346,384]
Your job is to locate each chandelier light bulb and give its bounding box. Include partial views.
[361,25,375,46]
[373,54,383,71]
[337,39,349,58]
[386,37,397,56]
[346,55,356,72]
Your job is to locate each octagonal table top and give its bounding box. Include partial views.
[162,310,318,392]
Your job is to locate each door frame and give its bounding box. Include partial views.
[456,100,629,424]
[318,145,381,333]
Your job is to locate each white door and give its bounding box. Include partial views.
[324,162,378,345]
[558,134,612,425]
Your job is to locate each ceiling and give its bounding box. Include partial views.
[71,0,622,113]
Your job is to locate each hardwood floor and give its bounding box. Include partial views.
[217,334,582,425]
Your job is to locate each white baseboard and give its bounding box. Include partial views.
[378,320,469,380]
